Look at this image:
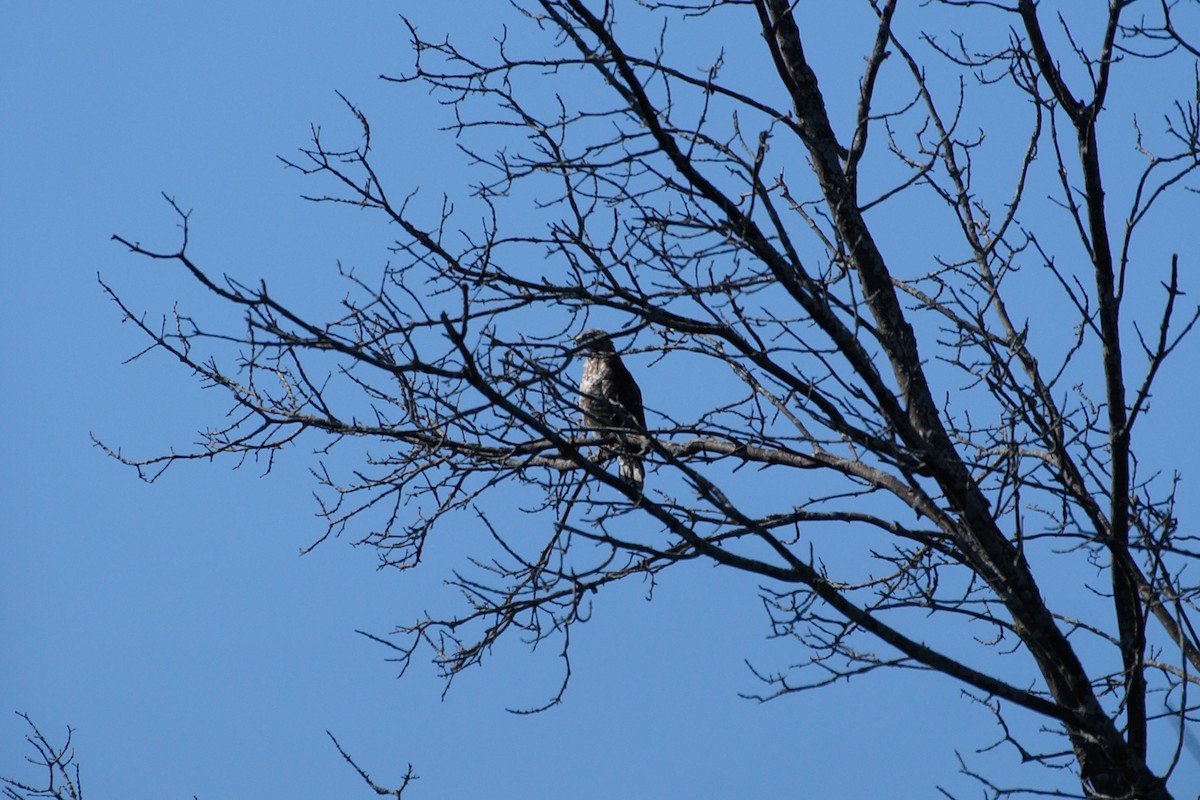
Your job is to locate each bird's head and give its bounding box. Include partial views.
[574,328,616,354]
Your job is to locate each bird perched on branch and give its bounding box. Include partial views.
[574,328,646,487]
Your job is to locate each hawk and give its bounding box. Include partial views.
[574,328,646,487]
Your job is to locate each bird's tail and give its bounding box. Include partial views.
[619,454,644,488]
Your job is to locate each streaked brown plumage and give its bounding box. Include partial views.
[574,329,646,486]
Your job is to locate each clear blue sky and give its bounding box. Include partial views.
[3,3,1197,798]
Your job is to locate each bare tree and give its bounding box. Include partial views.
[100,1,1200,797]
[1,711,417,800]
[2,714,83,800]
